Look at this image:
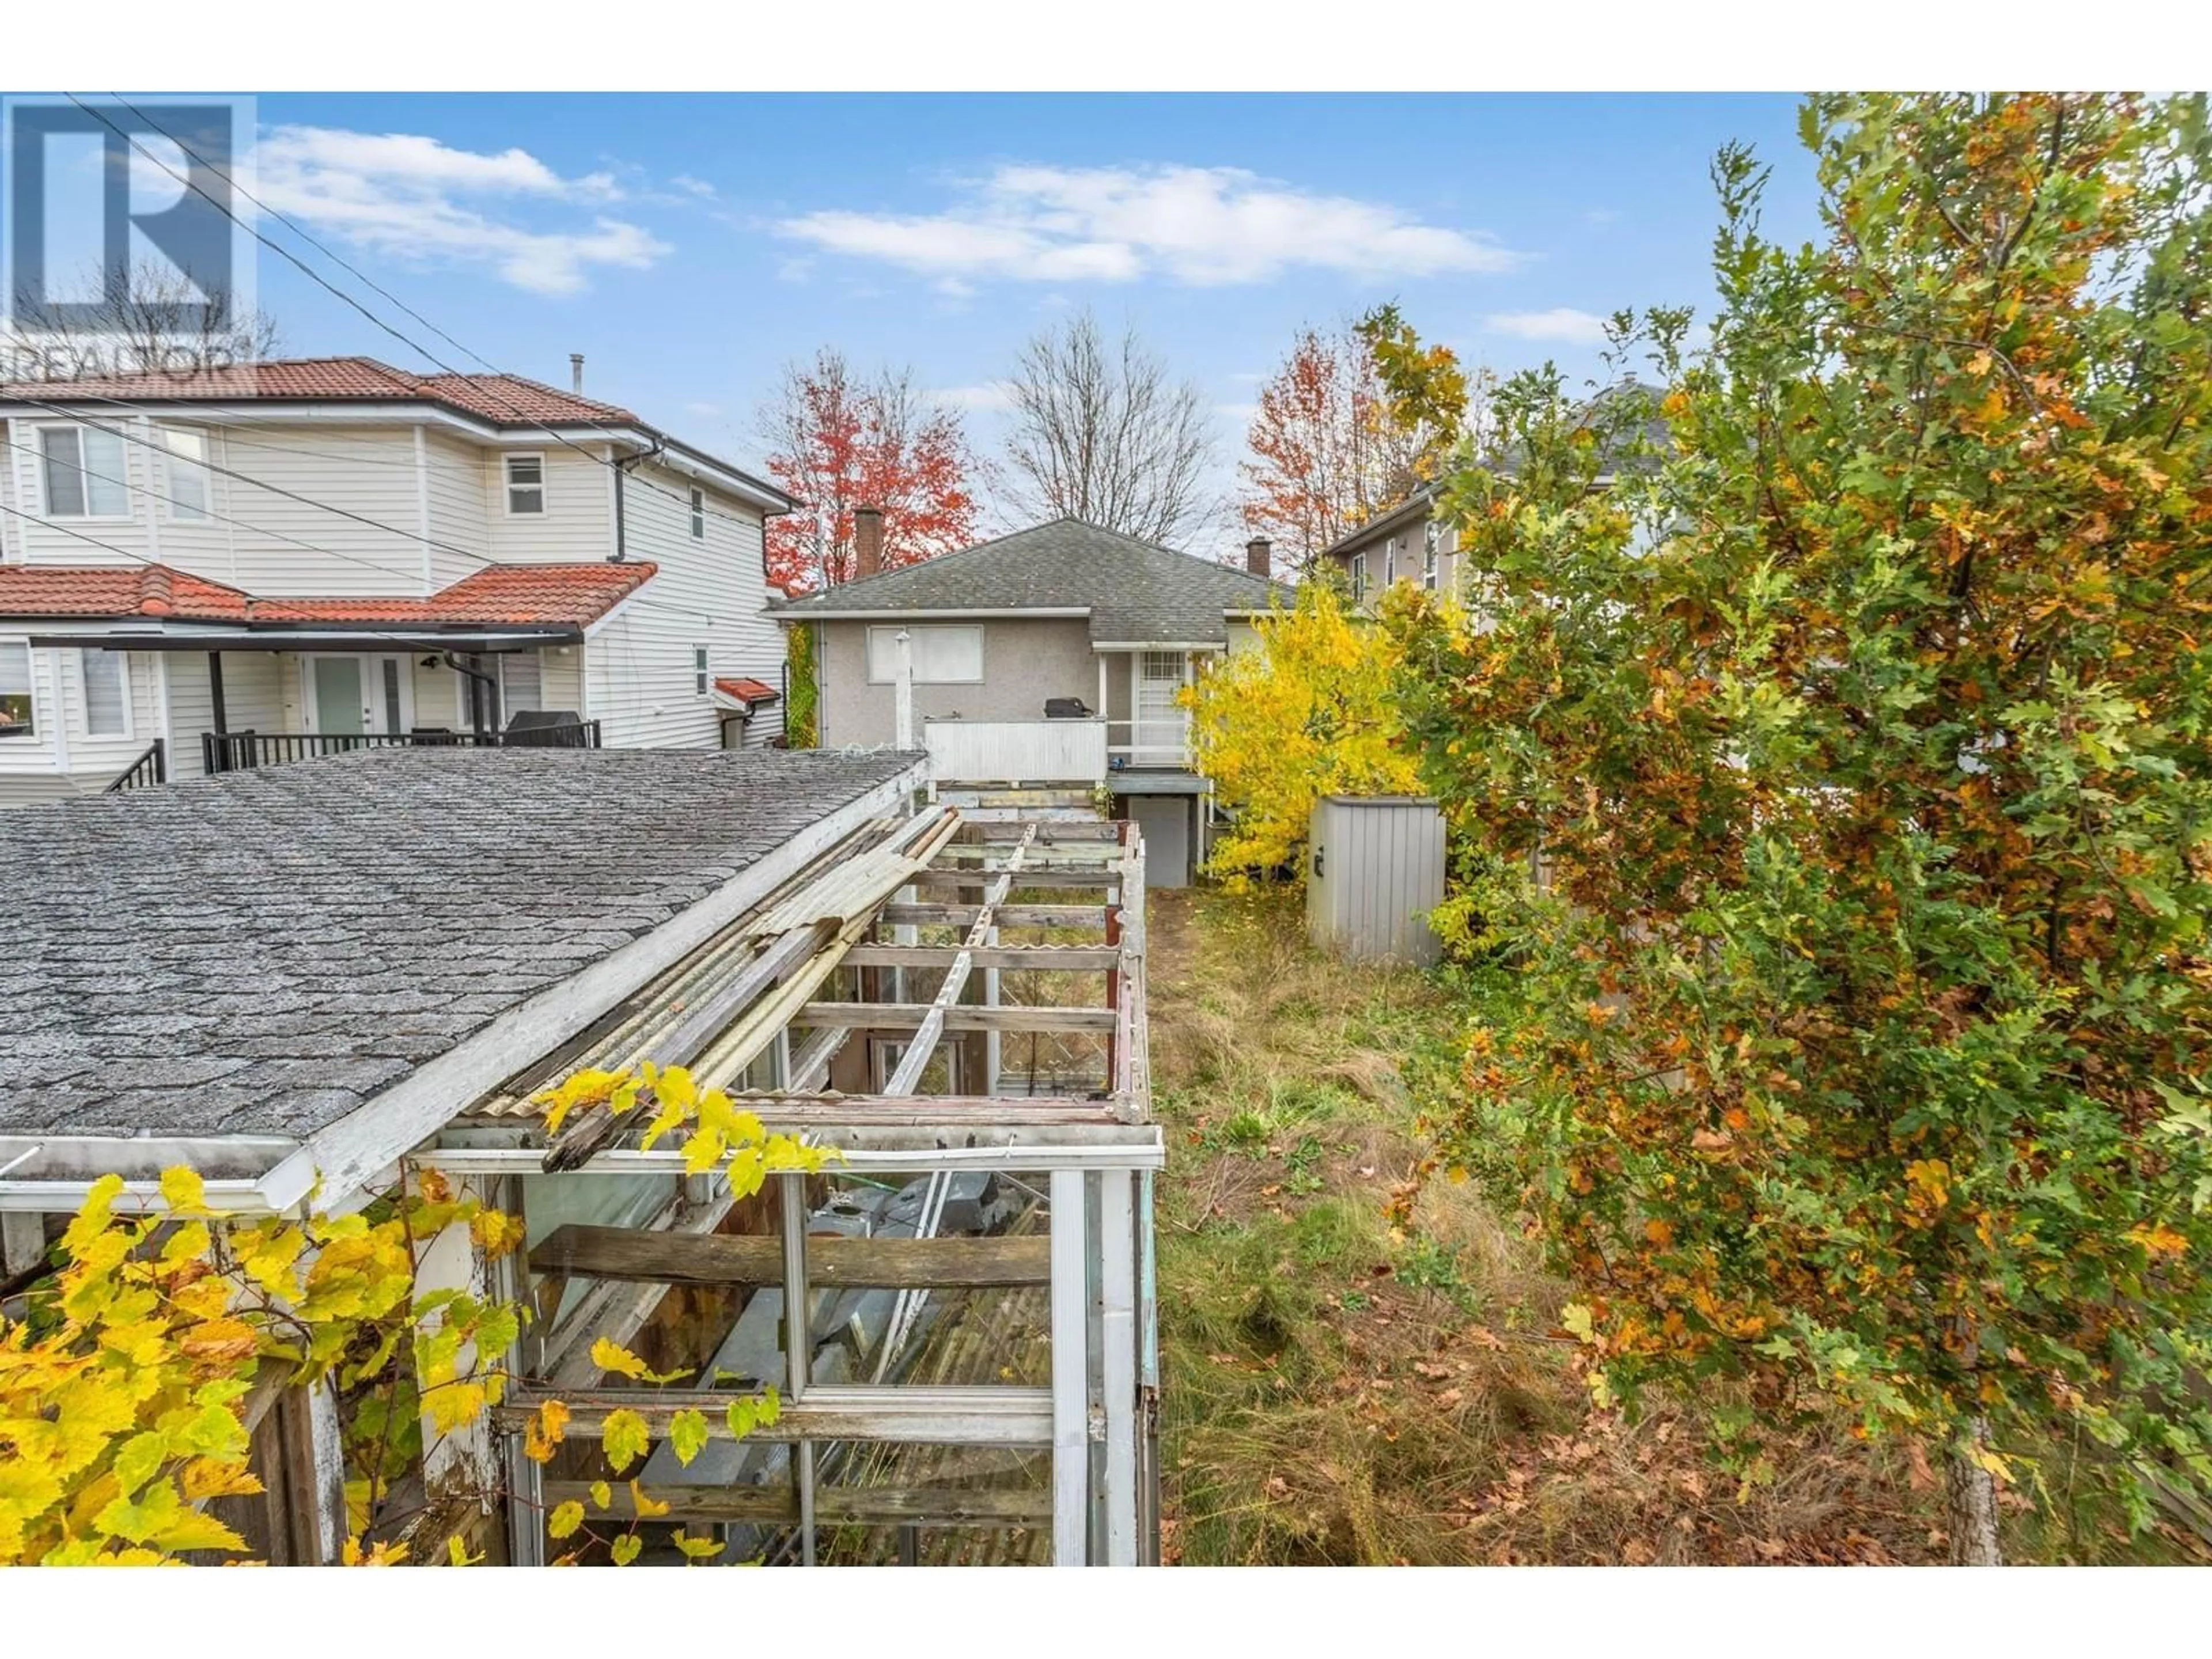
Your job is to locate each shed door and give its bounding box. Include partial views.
[1126,795,1191,888]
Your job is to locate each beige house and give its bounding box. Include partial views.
[0,357,792,804]
[1323,380,1672,613]
[775,514,1290,884]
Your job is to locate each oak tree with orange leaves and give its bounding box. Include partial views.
[1394,94,2212,1564]
[757,347,979,594]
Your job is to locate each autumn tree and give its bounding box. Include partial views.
[1238,319,1460,575]
[1392,94,2212,1565]
[1183,581,1422,882]
[757,347,979,594]
[999,309,1220,547]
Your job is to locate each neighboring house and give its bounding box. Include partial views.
[1321,379,1671,612]
[1319,479,1458,610]
[0,357,793,804]
[773,513,1291,885]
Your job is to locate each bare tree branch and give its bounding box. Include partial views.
[998,309,1222,547]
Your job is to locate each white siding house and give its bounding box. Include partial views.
[0,358,794,803]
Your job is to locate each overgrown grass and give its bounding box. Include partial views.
[1150,885,1953,1566]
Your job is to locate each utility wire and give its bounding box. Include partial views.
[75,92,786,536]
[4,388,722,627]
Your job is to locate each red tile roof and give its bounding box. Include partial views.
[713,676,781,706]
[0,560,656,629]
[0,356,639,428]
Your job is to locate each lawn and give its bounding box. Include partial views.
[1147,885,1948,1565]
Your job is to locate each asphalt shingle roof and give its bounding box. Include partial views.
[0,746,920,1141]
[772,518,1291,645]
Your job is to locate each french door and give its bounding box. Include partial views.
[305,654,411,738]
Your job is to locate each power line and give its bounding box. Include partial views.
[77,92,785,536]
[4,388,722,627]
[0,495,560,662]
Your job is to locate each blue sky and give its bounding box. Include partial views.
[244,93,1818,549]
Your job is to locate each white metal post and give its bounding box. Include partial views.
[780,1171,816,1566]
[894,627,915,751]
[1049,1168,1089,1565]
[1099,1168,1138,1565]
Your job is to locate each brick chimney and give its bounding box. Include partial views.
[853,505,885,581]
[1244,536,1272,577]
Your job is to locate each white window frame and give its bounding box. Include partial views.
[688,486,706,540]
[159,425,213,522]
[79,648,131,738]
[694,645,710,696]
[504,452,547,516]
[1351,549,1368,605]
[0,637,38,740]
[865,624,984,686]
[1422,518,1440,591]
[37,423,134,521]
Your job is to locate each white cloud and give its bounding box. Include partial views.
[257,125,669,296]
[931,382,1016,413]
[1483,306,1611,345]
[668,175,719,199]
[775,163,1518,290]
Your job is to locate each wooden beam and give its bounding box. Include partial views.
[884,824,1034,1099]
[794,1002,1118,1033]
[538,1479,1050,1528]
[497,1387,1052,1446]
[532,1225,1051,1289]
[842,944,1122,971]
[912,869,1119,891]
[881,903,1104,929]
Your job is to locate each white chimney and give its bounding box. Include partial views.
[570,353,585,393]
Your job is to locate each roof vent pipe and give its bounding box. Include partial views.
[570,353,585,392]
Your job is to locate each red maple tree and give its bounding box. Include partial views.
[1238,320,1467,574]
[757,349,979,594]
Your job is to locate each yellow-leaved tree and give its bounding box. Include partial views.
[1182,581,1423,885]
[0,1061,821,1566]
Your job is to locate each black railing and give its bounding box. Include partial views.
[202,721,600,775]
[104,738,168,793]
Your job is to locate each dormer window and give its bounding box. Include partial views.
[505,454,546,515]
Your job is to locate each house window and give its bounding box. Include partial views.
[0,641,34,737]
[689,486,706,540]
[505,454,546,515]
[866,624,983,685]
[39,425,131,518]
[1422,519,1440,591]
[160,426,211,521]
[1350,549,1368,605]
[80,649,128,737]
[694,646,710,696]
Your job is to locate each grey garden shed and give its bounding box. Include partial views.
[1305,795,1446,966]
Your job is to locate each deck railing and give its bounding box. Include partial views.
[202,721,601,775]
[923,717,1108,785]
[103,738,168,793]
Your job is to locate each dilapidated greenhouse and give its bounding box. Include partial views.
[0,747,1161,1566]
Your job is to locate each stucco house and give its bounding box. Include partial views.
[774,513,1290,885]
[0,357,792,804]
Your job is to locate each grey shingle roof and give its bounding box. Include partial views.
[772,518,1292,645]
[0,747,919,1141]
